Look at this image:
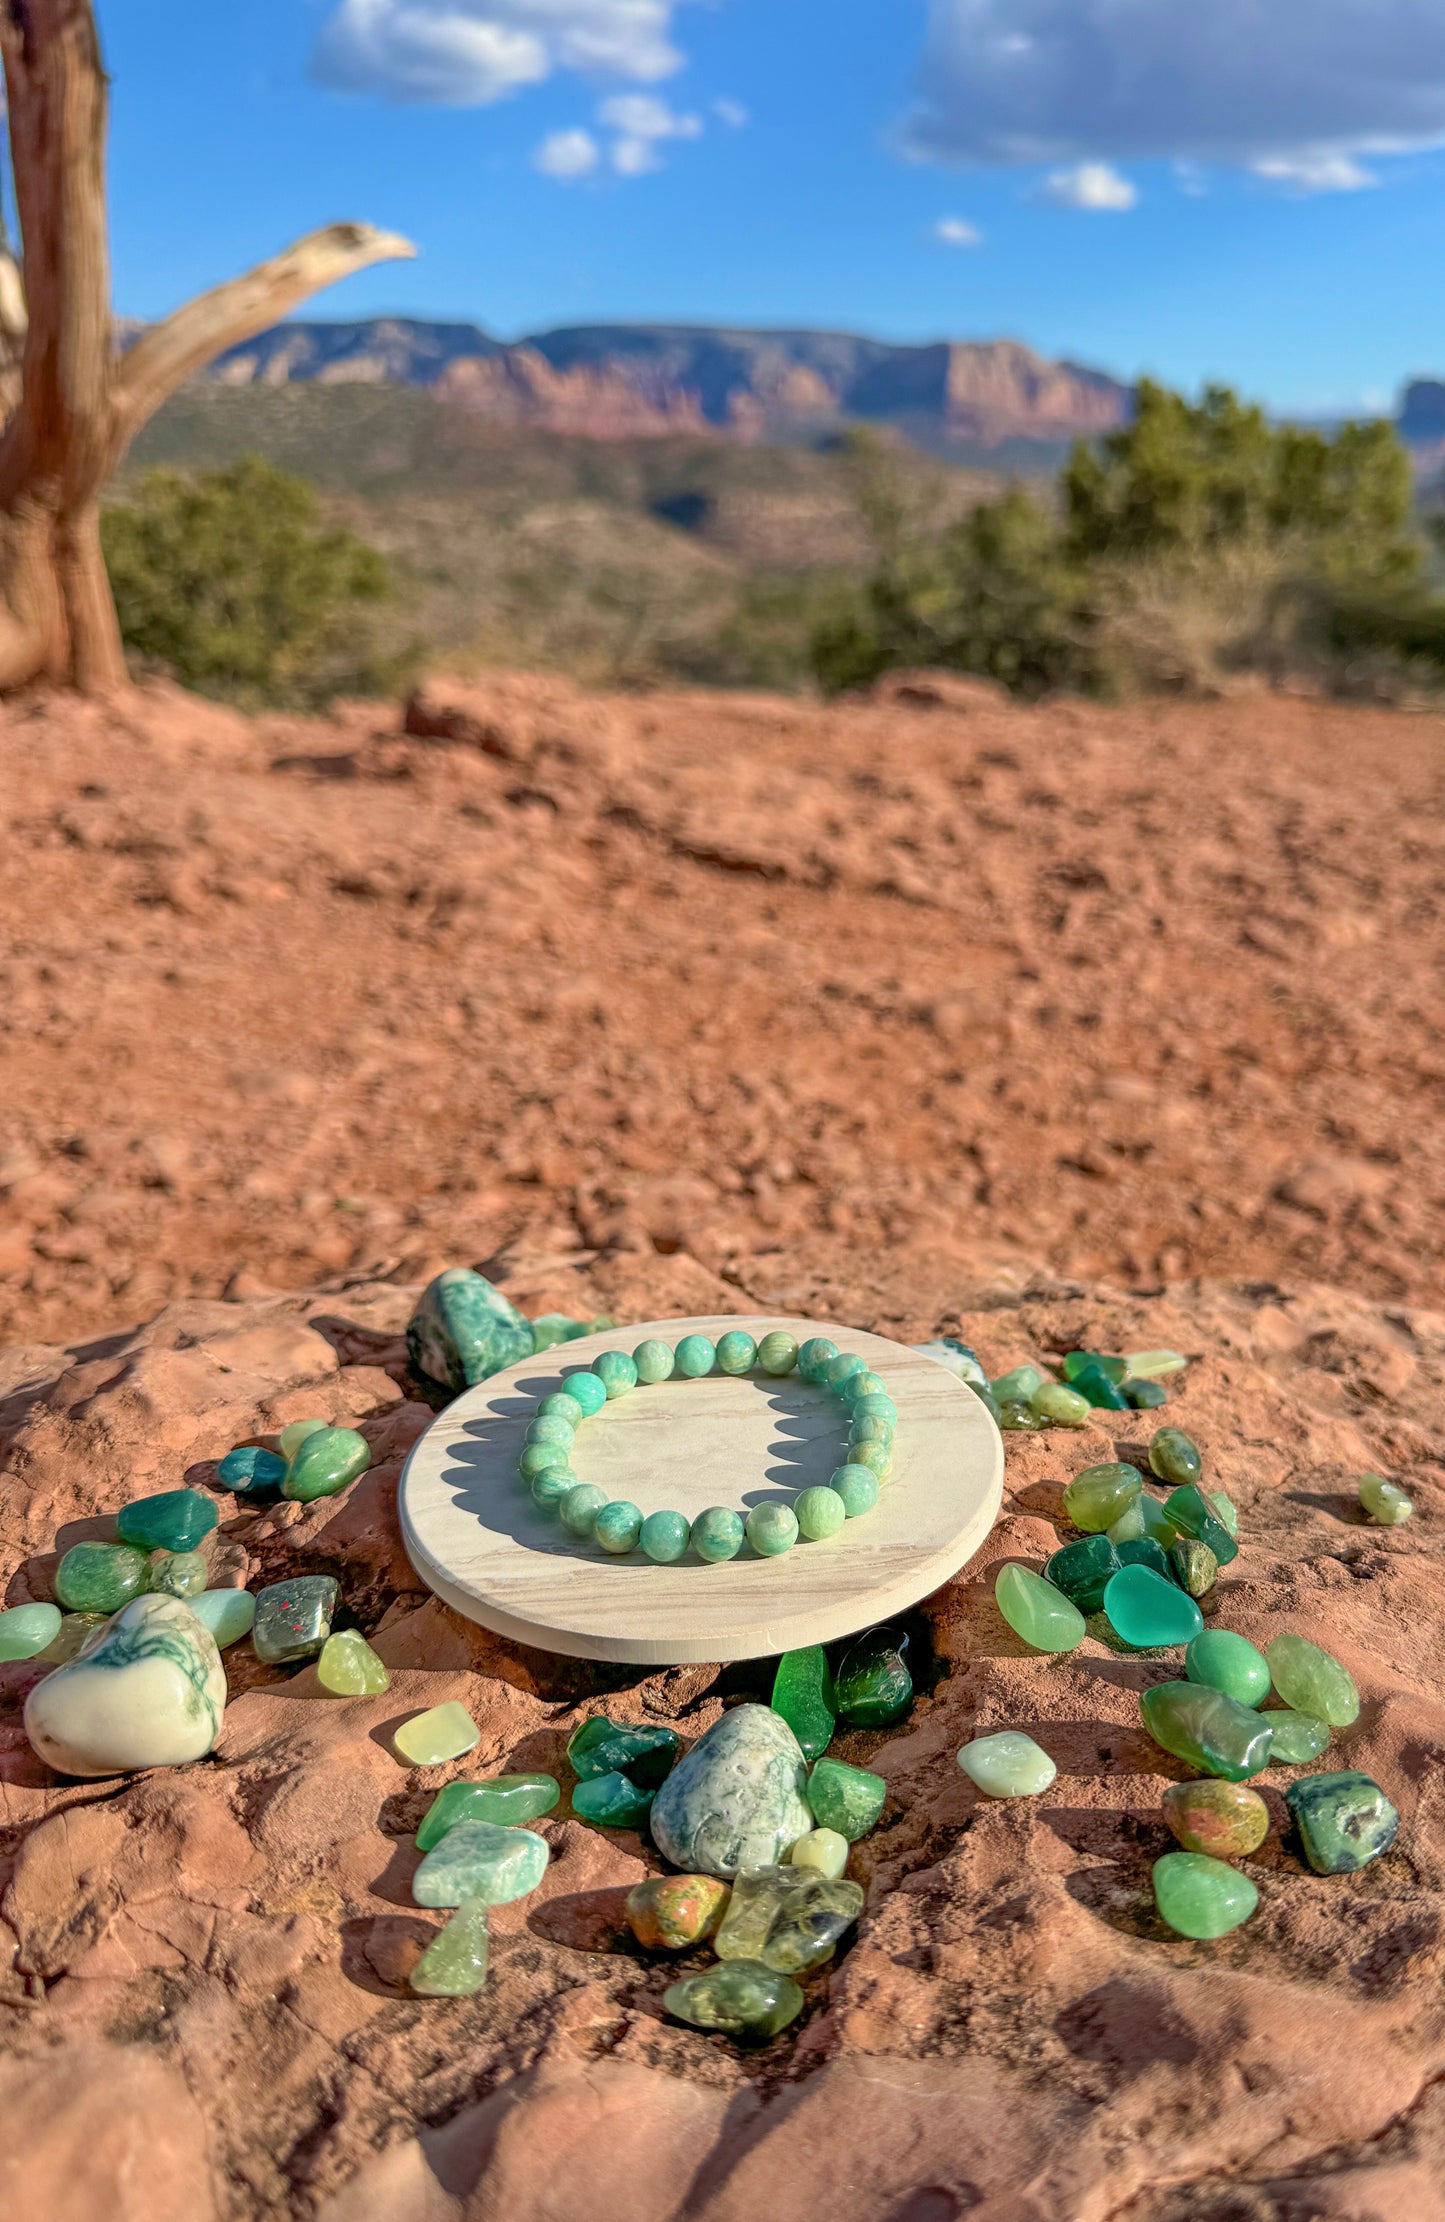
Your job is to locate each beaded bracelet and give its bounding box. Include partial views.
[517,1331,897,1563]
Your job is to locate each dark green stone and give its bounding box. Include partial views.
[252,1575,338,1664]
[1149,1427,1203,1488]
[217,1445,287,1494]
[771,1646,837,1761]
[54,1540,149,1614]
[1124,1378,1168,1410]
[664,1959,804,2040]
[1068,1360,1130,1410]
[1169,1538,1219,1598]
[834,1626,912,1728]
[566,1716,681,1788]
[571,1771,656,1828]
[1163,1483,1239,1566]
[1062,1351,1128,1385]
[1115,1537,1173,1579]
[406,1267,534,1394]
[116,1488,218,1554]
[282,1425,372,1503]
[1285,1771,1399,1874]
[1045,1533,1121,1612]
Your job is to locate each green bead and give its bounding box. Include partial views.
[691,1506,745,1562]
[1208,1490,1239,1539]
[1265,1632,1359,1726]
[847,1439,892,1482]
[525,1413,575,1448]
[1123,1378,1168,1410]
[806,1755,886,1838]
[594,1500,644,1554]
[562,1484,608,1537]
[1116,1537,1172,1579]
[572,1771,656,1827]
[417,1775,560,1848]
[632,1338,675,1384]
[757,1331,799,1376]
[716,1331,757,1375]
[1263,1709,1331,1764]
[834,1626,912,1726]
[675,1334,716,1379]
[188,1588,255,1648]
[567,1717,681,1786]
[1064,1463,1142,1532]
[393,1700,480,1765]
[1163,1484,1238,1566]
[796,1336,838,1384]
[283,1425,371,1503]
[1107,1491,1177,1547]
[1359,1473,1413,1524]
[1062,1351,1128,1384]
[539,1391,586,1427]
[1103,1566,1203,1649]
[1045,1534,1121,1612]
[1163,1778,1270,1858]
[998,1398,1044,1432]
[147,1548,209,1599]
[640,1509,690,1562]
[1067,1360,1130,1410]
[406,1266,533,1392]
[714,1864,863,1973]
[1186,1629,1270,1707]
[520,1440,569,1481]
[0,1602,62,1661]
[957,1730,1057,1798]
[116,1488,219,1554]
[746,1503,799,1557]
[530,1466,576,1512]
[594,1349,638,1398]
[1127,1349,1188,1379]
[1152,1852,1258,1939]
[412,1820,549,1907]
[771,1645,836,1760]
[1285,1770,1399,1873]
[849,1413,894,1447]
[839,1370,886,1407]
[277,1418,327,1460]
[252,1574,338,1663]
[410,1897,489,1996]
[825,1353,867,1393]
[992,1364,1045,1403]
[317,1629,390,1694]
[852,1392,897,1425]
[829,1464,880,1518]
[1140,1681,1274,1780]
[1170,1539,1219,1598]
[1029,1381,1091,1427]
[562,1370,608,1416]
[795,1486,847,1541]
[995,1564,1085,1653]
[664,1960,804,2040]
[55,1541,149,1614]
[1149,1427,1203,1487]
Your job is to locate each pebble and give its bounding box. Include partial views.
[417,1774,560,1848]
[1045,1533,1121,1612]
[995,1563,1086,1653]
[1169,1539,1219,1598]
[393,1701,480,1766]
[1153,1851,1259,1939]
[1141,1681,1274,1780]
[1185,1630,1270,1707]
[24,1593,226,1777]
[410,1898,490,1996]
[1105,1565,1204,1649]
[116,1488,218,1554]
[252,1575,338,1664]
[277,1419,327,1460]
[1162,1779,1270,1858]
[771,1646,837,1760]
[649,1704,812,1878]
[1162,1483,1238,1567]
[1066,1359,1130,1410]
[806,1755,886,1840]
[284,1426,371,1503]
[788,1827,850,1879]
[1263,1709,1331,1765]
[834,1625,912,1725]
[1265,1632,1359,1727]
[626,1874,730,1949]
[55,1541,148,1614]
[412,1819,549,1907]
[317,1629,390,1694]
[1064,1463,1143,1533]
[1208,1489,1240,1539]
[957,1730,1057,1798]
[1359,1473,1413,1525]
[664,1960,804,2040]
[1029,1381,1091,1427]
[567,1716,680,1786]
[147,1548,209,1599]
[187,1588,255,1648]
[572,1770,656,1826]
[0,1602,62,1661]
[1149,1428,1203,1488]
[1285,1771,1399,1874]
[406,1266,534,1392]
[713,1864,864,1974]
[218,1445,287,1495]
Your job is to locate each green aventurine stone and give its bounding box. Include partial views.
[757,1331,800,1376]
[317,1629,390,1694]
[0,1602,62,1661]
[1263,1710,1331,1765]
[771,1646,837,1761]
[713,1864,864,1974]
[1152,1852,1259,1939]
[187,1588,255,1647]
[1103,1566,1204,1649]
[957,1731,1057,1798]
[1163,1484,1239,1566]
[1169,1539,1219,1598]
[1068,1360,1130,1410]
[691,1507,745,1562]
[1186,1630,1271,1707]
[116,1488,218,1554]
[1029,1381,1091,1427]
[834,1626,912,1726]
[1149,1427,1203,1487]
[1045,1534,1121,1612]
[796,1337,838,1383]
[146,1548,209,1598]
[1064,1463,1143,1533]
[995,1564,1086,1653]
[1062,1351,1128,1385]
[664,1960,804,2041]
[284,1425,371,1503]
[641,1509,691,1562]
[716,1331,757,1374]
[594,1349,638,1397]
[567,1716,681,1787]
[1266,1632,1360,1727]
[1141,1681,1274,1781]
[992,1364,1045,1403]
[412,1820,550,1907]
[746,1504,799,1556]
[218,1445,287,1494]
[1285,1771,1399,1874]
[806,1755,886,1839]
[417,1774,560,1849]
[627,1873,731,1949]
[394,1701,479,1765]
[55,1541,149,1614]
[406,1267,534,1393]
[1359,1473,1414,1525]
[252,1574,338,1663]
[410,1897,489,1996]
[632,1338,675,1383]
[1162,1778,1270,1858]
[572,1771,656,1827]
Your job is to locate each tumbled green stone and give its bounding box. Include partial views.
[796,1337,839,1384]
[957,1730,1057,1798]
[567,1716,681,1787]
[992,1364,1045,1403]
[594,1500,644,1554]
[1170,1539,1219,1599]
[252,1574,338,1663]
[562,1483,608,1537]
[317,1629,390,1694]
[412,1819,549,1907]
[675,1335,716,1378]
[284,1425,371,1503]
[572,1770,656,1827]
[1045,1534,1121,1612]
[847,1439,892,1482]
[969,1382,1003,1424]
[1163,1484,1239,1566]
[1127,1349,1188,1379]
[1108,1491,1177,1548]
[1266,1633,1359,1726]
[716,1331,758,1375]
[147,1548,209,1599]
[530,1467,576,1513]
[1064,1463,1143,1533]
[914,1335,990,1391]
[787,1827,849,1879]
[1186,1629,1270,1707]
[830,1464,880,1518]
[594,1349,638,1398]
[116,1488,219,1554]
[632,1338,675,1384]
[1359,1473,1413,1525]
[626,1873,730,1949]
[746,1503,799,1557]
[218,1445,287,1494]
[825,1352,867,1393]
[188,1587,255,1648]
[561,1370,608,1417]
[539,1390,587,1428]
[757,1331,800,1377]
[406,1267,533,1393]
[1153,1851,1259,1939]
[692,1506,746,1562]
[1263,1709,1331,1764]
[835,1625,912,1726]
[665,1959,804,2040]
[55,1541,149,1614]
[1141,1681,1274,1780]
[839,1370,886,1407]
[1149,1427,1203,1487]
[393,1700,479,1765]
[714,1864,864,1973]
[520,1440,569,1482]
[277,1418,327,1460]
[795,1486,847,1541]
[641,1509,691,1562]
[1285,1770,1399,1874]
[996,1564,1086,1653]
[410,1897,489,1996]
[530,1312,612,1353]
[0,1602,62,1661]
[36,1612,107,1664]
[417,1773,560,1848]
[1123,1378,1168,1410]
[1030,1381,1091,1427]
[1163,1778,1270,1858]
[771,1646,837,1760]
[1063,1351,1128,1384]
[998,1398,1044,1431]
[806,1755,886,1839]
[1104,1565,1203,1649]
[1115,1537,1172,1579]
[525,1413,575,1449]
[1208,1490,1239,1539]
[1068,1360,1130,1411]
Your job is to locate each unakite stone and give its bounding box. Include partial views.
[1359,1473,1413,1525]
[1124,1378,1167,1410]
[1108,1491,1177,1548]
[746,1504,798,1557]
[567,1716,681,1787]
[253,1574,338,1663]
[406,1267,533,1393]
[284,1426,371,1503]
[996,1564,1085,1653]
[594,1500,644,1554]
[1116,1537,1172,1579]
[540,1391,587,1428]
[410,1897,489,1996]
[1263,1709,1331,1765]
[757,1331,800,1376]
[825,1352,867,1393]
[417,1774,560,1848]
[1069,1360,1130,1411]
[530,1467,576,1513]
[147,1548,209,1599]
[771,1646,836,1761]
[562,1370,608,1417]
[641,1509,691,1562]
[835,1626,912,1726]
[1063,1351,1128,1385]
[1153,1852,1259,1939]
[665,1960,804,2040]
[831,1466,880,1518]
[594,1349,638,1397]
[848,1440,892,1483]
[806,1756,886,1840]
[788,1827,849,1879]
[38,1613,107,1663]
[218,1445,287,1494]
[0,1602,62,1661]
[714,1864,864,1974]
[277,1418,327,1459]
[1127,1349,1188,1379]
[992,1364,1045,1403]
[1170,1539,1219,1599]
[562,1483,608,1537]
[1163,1778,1270,1858]
[55,1541,149,1614]
[1104,1566,1203,1649]
[998,1398,1044,1431]
[520,1440,569,1482]
[1163,1484,1238,1567]
[412,1820,549,1907]
[1141,1681,1274,1780]
[188,1588,255,1648]
[24,1594,227,1777]
[1065,1463,1143,1533]
[717,1331,757,1374]
[1030,1381,1090,1427]
[626,1873,730,1948]
[1149,1427,1203,1487]
[394,1701,479,1765]
[650,1705,812,1878]
[692,1507,745,1562]
[1045,1534,1121,1612]
[1285,1771,1399,1874]
[1266,1632,1359,1727]
[1186,1630,1270,1708]
[572,1770,656,1827]
[957,1730,1057,1798]
[526,1413,575,1448]
[632,1338,675,1384]
[675,1334,716,1378]
[117,1488,218,1554]
[1208,1490,1239,1539]
[797,1337,839,1383]
[317,1629,390,1695]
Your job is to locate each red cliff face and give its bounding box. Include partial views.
[433,348,709,438]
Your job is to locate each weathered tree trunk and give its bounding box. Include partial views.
[0,0,414,694]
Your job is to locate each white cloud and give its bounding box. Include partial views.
[313,0,684,105]
[1037,160,1136,211]
[1252,153,1378,195]
[934,216,983,245]
[597,91,701,174]
[713,97,748,128]
[534,126,601,176]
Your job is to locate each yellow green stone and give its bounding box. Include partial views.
[1108,1491,1177,1548]
[1265,1632,1359,1727]
[1262,1709,1331,1764]
[37,1612,107,1663]
[146,1548,209,1598]
[995,1563,1086,1653]
[1359,1473,1413,1525]
[55,1541,149,1614]
[1152,1851,1259,1938]
[317,1629,390,1694]
[0,1602,62,1661]
[805,1755,885,1839]
[116,1488,218,1553]
[1149,1427,1203,1487]
[956,1731,1057,1798]
[393,1700,480,1766]
[1029,1381,1091,1427]
[410,1897,489,1995]
[1126,1349,1188,1378]
[788,1827,849,1878]
[771,1645,836,1760]
[1141,1681,1274,1780]
[665,1960,804,2040]
[417,1774,560,1848]
[277,1418,327,1460]
[713,1864,863,1973]
[1064,1463,1143,1533]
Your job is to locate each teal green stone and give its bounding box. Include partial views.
[1163,1484,1239,1566]
[417,1774,561,1848]
[1140,1680,1274,1780]
[283,1425,371,1503]
[530,1467,576,1512]
[561,1370,608,1417]
[1186,1629,1270,1707]
[995,1563,1086,1652]
[1064,1463,1142,1532]
[1124,1377,1168,1409]
[664,1960,804,2040]
[0,1602,62,1661]
[992,1364,1045,1402]
[539,1391,587,1428]
[567,1717,681,1787]
[147,1548,209,1599]
[852,1392,897,1425]
[252,1575,338,1663]
[1149,1427,1203,1487]
[1068,1359,1130,1410]
[1108,1491,1177,1547]
[525,1413,576,1448]
[572,1770,656,1827]
[640,1509,690,1562]
[1103,1566,1203,1649]
[1045,1534,1121,1612]
[1263,1709,1331,1764]
[187,1588,255,1647]
[998,1398,1044,1431]
[691,1506,746,1562]
[1063,1351,1128,1384]
[1208,1490,1239,1539]
[716,1331,758,1375]
[835,1625,912,1727]
[594,1349,638,1398]
[714,1863,863,1973]
[520,1440,570,1482]
[795,1486,847,1541]
[55,1541,149,1614]
[839,1369,886,1406]
[562,1484,608,1537]
[1266,1632,1359,1726]
[746,1503,799,1556]
[771,1645,836,1760]
[594,1500,644,1553]
[632,1338,676,1383]
[530,1312,612,1353]
[116,1488,218,1554]
[217,1445,287,1494]
[825,1352,867,1392]
[796,1337,838,1384]
[757,1332,800,1376]
[849,1412,894,1447]
[1115,1537,1172,1579]
[1153,1851,1259,1939]
[406,1267,534,1393]
[1285,1771,1399,1874]
[412,1819,549,1907]
[410,1897,489,1996]
[1127,1349,1189,1379]
[806,1754,886,1838]
[847,1440,892,1483]
[1030,1381,1091,1427]
[830,1464,880,1518]
[675,1334,716,1378]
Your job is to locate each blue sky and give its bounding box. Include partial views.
[97,0,1445,414]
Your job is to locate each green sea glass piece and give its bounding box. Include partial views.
[1064,1463,1143,1533]
[995,1564,1085,1653]
[252,1574,338,1663]
[626,1873,730,1948]
[632,1338,675,1383]
[412,1819,549,1906]
[805,1755,886,1839]
[1163,1778,1270,1858]
[394,1701,480,1765]
[1359,1473,1413,1525]
[1186,1630,1270,1707]
[1108,1491,1177,1548]
[992,1364,1045,1403]
[1103,1566,1203,1649]
[55,1541,149,1613]
[1169,1540,1219,1598]
[746,1504,799,1556]
[1062,1351,1128,1385]
[1115,1537,1172,1579]
[572,1770,656,1827]
[1029,1381,1091,1427]
[1127,1350,1188,1378]
[410,1897,489,1995]
[641,1509,690,1562]
[146,1548,209,1598]
[1263,1709,1331,1764]
[116,1488,218,1554]
[956,1730,1057,1797]
[713,1864,863,1973]
[1285,1771,1399,1873]
[187,1588,254,1648]
[284,1425,371,1503]
[406,1266,534,1393]
[771,1646,837,1760]
[795,1487,847,1541]
[1266,1633,1359,1726]
[1153,1851,1259,1939]
[0,1602,62,1661]
[1149,1428,1203,1487]
[1068,1360,1130,1410]
[277,1419,327,1460]
[594,1349,638,1397]
[664,1960,804,2040]
[218,1445,287,1494]
[1163,1484,1238,1566]
[691,1506,745,1562]
[834,1626,912,1725]
[561,1370,607,1416]
[417,1773,561,1849]
[1045,1534,1121,1612]
[757,1332,800,1376]
[317,1629,390,1694]
[675,1334,716,1378]
[567,1716,681,1787]
[716,1331,758,1374]
[1141,1681,1274,1780]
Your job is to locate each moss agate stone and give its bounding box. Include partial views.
[665,1960,804,2041]
[771,1646,836,1761]
[835,1625,912,1726]
[1359,1473,1413,1525]
[412,1819,549,1907]
[913,1336,990,1391]
[572,1770,656,1827]
[714,1864,864,1974]
[24,1594,226,1777]
[393,1701,480,1766]
[1104,1566,1203,1649]
[996,1564,1085,1653]
[1163,1484,1238,1567]
[0,1602,62,1661]
[1186,1630,1270,1707]
[218,1445,287,1495]
[1045,1534,1121,1612]
[1064,1464,1143,1533]
[55,1541,149,1614]
[317,1629,390,1694]
[1149,1428,1203,1487]
[650,1705,812,1878]
[1141,1681,1274,1781]
[1153,1851,1259,1939]
[567,1716,681,1787]
[1263,1709,1331,1765]
[1266,1633,1360,1726]
[1286,1771,1399,1874]
[806,1756,886,1840]
[410,1897,489,1996]
[957,1731,1057,1798]
[626,1873,730,1949]
[147,1548,209,1599]
[116,1488,219,1554]
[284,1426,371,1503]
[691,1507,745,1562]
[1163,1778,1270,1858]
[252,1575,338,1664]
[788,1827,849,1878]
[406,1267,534,1393]
[417,1774,560,1849]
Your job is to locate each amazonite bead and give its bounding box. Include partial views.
[0,1602,62,1661]
[1103,1565,1203,1649]
[746,1503,799,1556]
[995,1564,1085,1653]
[563,1370,608,1416]
[188,1588,255,1648]
[1186,1629,1270,1707]
[411,1898,489,1996]
[716,1331,757,1374]
[525,1413,575,1448]
[675,1335,715,1378]
[1030,1381,1091,1427]
[562,1484,608,1537]
[825,1352,867,1392]
[641,1509,690,1563]
[849,1412,894,1447]
[1266,1632,1359,1726]
[795,1486,847,1541]
[632,1338,675,1383]
[848,1439,892,1481]
[852,1392,897,1425]
[840,1370,886,1406]
[540,1391,586,1427]
[1153,1852,1258,1939]
[594,1349,638,1398]
[831,1465,879,1518]
[520,1440,569,1482]
[796,1337,838,1383]
[957,1730,1057,1798]
[277,1418,327,1460]
[757,1331,799,1376]
[594,1500,644,1554]
[1065,1462,1143,1532]
[530,1467,576,1512]
[393,1701,480,1766]
[1359,1473,1413,1525]
[691,1507,745,1562]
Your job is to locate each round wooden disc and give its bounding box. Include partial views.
[398,1314,1003,1665]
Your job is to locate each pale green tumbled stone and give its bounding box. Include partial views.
[594,1349,638,1398]
[640,1509,690,1562]
[277,1418,327,1460]
[716,1331,757,1374]
[594,1501,644,1554]
[188,1588,255,1648]
[1263,1709,1331,1764]
[1125,1349,1188,1379]
[318,1630,390,1694]
[675,1335,716,1378]
[995,1564,1086,1653]
[412,1820,549,1907]
[746,1504,799,1556]
[1108,1492,1177,1548]
[411,1897,489,1995]
[714,1864,863,1974]
[1359,1473,1413,1525]
[147,1548,209,1599]
[992,1364,1045,1403]
[0,1602,62,1661]
[1153,1851,1258,1939]
[1208,1489,1240,1539]
[691,1507,745,1562]
[1030,1381,1091,1427]
[795,1486,847,1541]
[757,1332,800,1376]
[788,1827,849,1879]
[393,1701,480,1766]
[957,1730,1057,1798]
[406,1267,534,1393]
[1266,1632,1359,1727]
[632,1338,675,1384]
[1065,1464,1143,1533]
[562,1484,608,1536]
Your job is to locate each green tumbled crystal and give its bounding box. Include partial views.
[567,1716,681,1787]
[795,1486,847,1541]
[1108,1490,1177,1547]
[1123,1378,1168,1410]
[1163,1778,1270,1858]
[0,1602,62,1661]
[1141,1681,1274,1780]
[691,1506,745,1562]
[1262,1709,1331,1764]
[593,1500,644,1554]
[417,1774,560,1848]
[757,1331,800,1377]
[1062,1351,1128,1385]
[410,1897,489,1996]
[252,1574,338,1663]
[714,1864,863,1973]
[746,1504,799,1557]
[996,1564,1086,1653]
[1115,1537,1173,1579]
[1186,1629,1270,1707]
[632,1338,676,1383]
[1163,1484,1238,1566]
[1208,1491,1239,1539]
[1285,1770,1399,1874]
[540,1390,587,1428]
[1152,1851,1258,1939]
[317,1629,390,1694]
[572,1770,656,1827]
[771,1646,836,1761]
[834,1625,912,1726]
[1266,1633,1359,1727]
[992,1364,1045,1403]
[716,1331,758,1375]
[665,1959,804,2040]
[393,1701,479,1765]
[117,1488,219,1554]
[1046,1533,1121,1611]
[277,1418,327,1460]
[412,1819,549,1907]
[594,1349,638,1397]
[1359,1473,1413,1525]
[806,1755,886,1839]
[406,1266,533,1393]
[1068,1360,1130,1411]
[829,1464,880,1518]
[146,1548,209,1599]
[1149,1427,1203,1487]
[525,1413,576,1449]
[1104,1566,1203,1649]
[796,1337,839,1384]
[284,1425,371,1503]
[561,1370,608,1416]
[188,1587,255,1648]
[562,1483,608,1536]
[36,1612,107,1663]
[520,1440,570,1482]
[957,1730,1057,1798]
[1030,1381,1091,1427]
[998,1397,1044,1431]
[1170,1539,1219,1599]
[641,1508,691,1562]
[1064,1463,1143,1533]
[675,1334,716,1378]
[1126,1349,1188,1379]
[55,1541,149,1614]
[218,1445,287,1494]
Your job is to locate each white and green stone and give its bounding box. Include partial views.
[411,1820,549,1907]
[23,1594,226,1776]
[406,1267,535,1394]
[650,1704,812,1879]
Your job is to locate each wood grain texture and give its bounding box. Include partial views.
[398,1314,1003,1664]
